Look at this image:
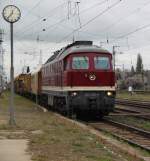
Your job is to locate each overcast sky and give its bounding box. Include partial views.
[1,0,150,78]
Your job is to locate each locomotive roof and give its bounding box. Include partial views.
[45,41,111,65]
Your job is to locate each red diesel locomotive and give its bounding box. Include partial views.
[41,41,115,117]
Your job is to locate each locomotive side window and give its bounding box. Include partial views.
[64,60,70,70]
[72,56,89,69]
[94,56,110,69]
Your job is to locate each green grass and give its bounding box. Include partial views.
[116,91,150,101]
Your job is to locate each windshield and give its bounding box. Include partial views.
[72,56,89,69]
[94,56,110,69]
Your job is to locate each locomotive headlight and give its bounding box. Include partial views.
[107,91,112,96]
[89,74,96,81]
[71,92,78,97]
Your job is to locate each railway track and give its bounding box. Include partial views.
[85,118,150,153]
[114,107,140,114]
[134,115,150,121]
[116,99,150,109]
[113,107,150,121]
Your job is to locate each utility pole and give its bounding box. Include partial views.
[37,35,43,66]
[100,42,105,48]
[67,0,71,19]
[1,48,5,90]
[75,1,81,28]
[72,35,75,42]
[9,23,16,125]
[35,35,43,106]
[122,64,125,81]
[39,49,42,65]
[2,5,21,126]
[0,29,4,91]
[112,45,119,71]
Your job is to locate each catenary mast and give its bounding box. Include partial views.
[0,29,4,91]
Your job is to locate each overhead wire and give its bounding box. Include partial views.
[110,22,150,44]
[15,0,45,19]
[16,0,108,41]
[80,0,108,14]
[58,0,122,43]
[81,0,122,30]
[13,2,67,51]
[12,0,150,54]
[76,1,82,28]
[28,0,43,11]
[58,20,103,39]
[122,42,150,52]
[100,0,150,34]
[72,0,150,48]
[19,0,119,44]
[2,0,150,69]
[16,0,107,37]
[17,18,67,40]
[15,2,67,35]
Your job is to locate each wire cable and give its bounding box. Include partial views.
[15,2,67,35]
[23,0,44,17]
[110,22,150,44]
[17,18,67,40]
[100,0,150,33]
[16,0,108,40]
[58,0,122,43]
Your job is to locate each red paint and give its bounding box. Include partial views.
[42,52,115,89]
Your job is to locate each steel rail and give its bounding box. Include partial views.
[113,107,150,121]
[87,118,150,152]
[134,115,150,121]
[103,119,150,138]
[116,99,150,109]
[115,107,140,113]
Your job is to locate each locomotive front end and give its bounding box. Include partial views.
[64,47,115,116]
[69,90,115,115]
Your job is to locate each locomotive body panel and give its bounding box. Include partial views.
[14,74,26,94]
[24,74,31,93]
[63,71,115,87]
[14,73,31,96]
[31,70,41,95]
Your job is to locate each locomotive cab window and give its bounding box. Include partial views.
[72,56,89,69]
[94,56,110,69]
